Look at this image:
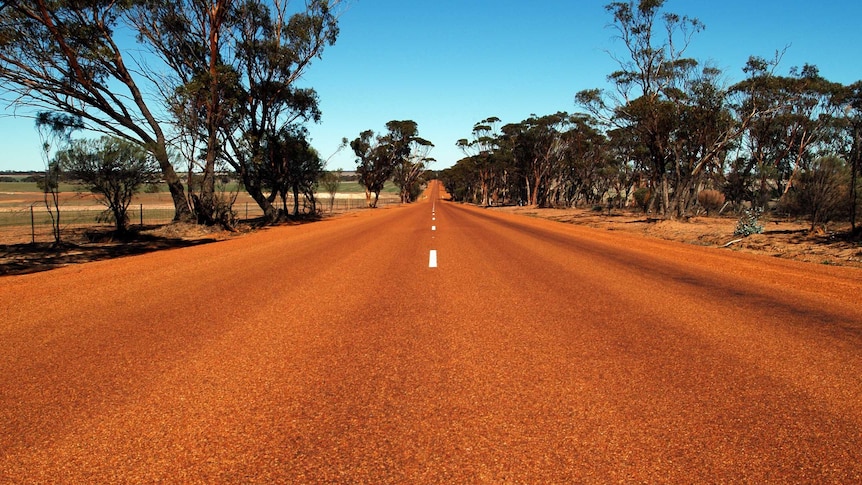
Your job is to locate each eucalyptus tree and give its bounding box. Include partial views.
[577,0,756,218]
[576,0,704,215]
[319,168,342,213]
[440,157,480,203]
[664,66,741,216]
[273,127,322,216]
[33,113,81,245]
[730,57,845,209]
[351,129,392,208]
[502,112,575,207]
[132,0,241,224]
[837,81,862,235]
[551,115,611,207]
[793,156,850,232]
[133,0,340,223]
[0,0,192,221]
[351,120,434,207]
[456,117,501,206]
[387,120,434,203]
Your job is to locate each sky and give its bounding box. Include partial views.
[1,0,861,172]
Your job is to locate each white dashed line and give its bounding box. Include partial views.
[429,250,438,268]
[432,225,436,231]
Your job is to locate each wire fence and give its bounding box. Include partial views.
[0,196,400,245]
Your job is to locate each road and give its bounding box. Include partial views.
[2,181,861,482]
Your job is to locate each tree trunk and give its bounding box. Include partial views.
[480,169,490,206]
[851,124,860,236]
[152,144,192,222]
[239,171,278,223]
[529,172,541,206]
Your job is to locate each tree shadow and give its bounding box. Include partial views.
[0,227,219,277]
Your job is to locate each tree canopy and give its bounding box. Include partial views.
[0,0,341,225]
[442,0,860,234]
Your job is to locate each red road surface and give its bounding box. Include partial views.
[2,181,861,482]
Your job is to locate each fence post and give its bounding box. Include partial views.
[245,202,248,219]
[30,205,35,244]
[140,204,143,226]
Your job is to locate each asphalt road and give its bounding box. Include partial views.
[2,181,861,483]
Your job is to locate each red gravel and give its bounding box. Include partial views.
[2,182,861,482]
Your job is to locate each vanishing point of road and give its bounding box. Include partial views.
[2,181,861,482]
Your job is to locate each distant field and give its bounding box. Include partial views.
[0,178,401,244]
[0,181,83,193]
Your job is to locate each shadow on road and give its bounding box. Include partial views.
[0,227,220,276]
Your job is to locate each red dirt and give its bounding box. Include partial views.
[1,182,861,482]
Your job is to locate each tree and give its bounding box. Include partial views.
[34,112,81,245]
[133,0,340,224]
[268,127,322,216]
[502,113,575,207]
[56,137,159,233]
[387,120,434,203]
[0,0,192,221]
[351,121,433,207]
[456,117,501,206]
[577,0,704,216]
[319,169,342,213]
[577,1,759,218]
[730,57,845,210]
[0,0,340,226]
[351,129,393,208]
[780,155,849,232]
[544,114,610,208]
[840,81,862,236]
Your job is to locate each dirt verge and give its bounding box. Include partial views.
[489,206,862,269]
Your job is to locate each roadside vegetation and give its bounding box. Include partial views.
[1,0,859,259]
[440,1,862,241]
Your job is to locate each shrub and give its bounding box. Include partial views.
[56,136,159,233]
[734,208,763,237]
[779,156,849,232]
[697,189,725,215]
[632,187,650,213]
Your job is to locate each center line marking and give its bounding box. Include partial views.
[432,225,436,231]
[429,250,437,268]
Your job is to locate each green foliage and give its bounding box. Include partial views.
[734,208,764,237]
[633,187,651,213]
[319,169,342,213]
[35,161,61,194]
[267,127,323,216]
[352,121,433,206]
[779,155,850,231]
[56,136,159,233]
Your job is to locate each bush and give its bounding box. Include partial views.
[779,156,849,232]
[632,187,650,213]
[734,208,763,237]
[697,189,725,215]
[56,136,159,233]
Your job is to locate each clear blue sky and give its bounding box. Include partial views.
[1,0,860,172]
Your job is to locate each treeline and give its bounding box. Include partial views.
[441,1,862,234]
[350,120,434,208]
